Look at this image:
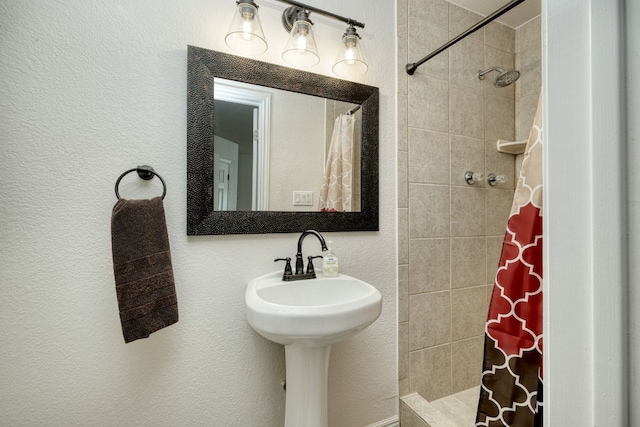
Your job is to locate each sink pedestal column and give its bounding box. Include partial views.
[284,345,332,427]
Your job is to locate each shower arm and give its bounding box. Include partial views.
[478,66,503,79]
[405,0,526,75]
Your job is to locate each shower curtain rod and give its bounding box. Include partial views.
[405,0,526,75]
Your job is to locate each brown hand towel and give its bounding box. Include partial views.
[111,196,178,343]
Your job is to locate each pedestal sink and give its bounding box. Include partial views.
[245,271,382,427]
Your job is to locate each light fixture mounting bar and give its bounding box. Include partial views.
[274,0,365,28]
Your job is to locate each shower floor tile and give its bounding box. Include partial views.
[400,386,480,427]
[428,387,479,426]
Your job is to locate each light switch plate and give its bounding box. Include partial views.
[293,191,313,206]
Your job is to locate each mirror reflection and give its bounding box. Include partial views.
[213,78,361,212]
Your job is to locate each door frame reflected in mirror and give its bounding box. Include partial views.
[187,45,379,235]
[214,78,271,211]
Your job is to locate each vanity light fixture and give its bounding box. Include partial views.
[224,0,368,76]
[225,0,268,55]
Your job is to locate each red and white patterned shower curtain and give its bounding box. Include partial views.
[476,95,543,427]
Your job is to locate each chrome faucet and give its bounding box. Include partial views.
[275,230,328,281]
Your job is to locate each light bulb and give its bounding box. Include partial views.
[345,45,356,65]
[242,20,253,40]
[295,32,307,51]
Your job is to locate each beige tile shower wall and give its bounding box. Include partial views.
[515,16,542,177]
[398,0,518,402]
[516,16,542,141]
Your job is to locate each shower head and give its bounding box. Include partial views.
[477,66,520,88]
[494,69,520,87]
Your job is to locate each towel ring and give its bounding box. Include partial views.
[115,165,166,200]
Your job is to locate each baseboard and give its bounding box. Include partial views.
[365,415,400,427]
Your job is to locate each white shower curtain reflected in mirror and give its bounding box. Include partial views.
[319,113,355,212]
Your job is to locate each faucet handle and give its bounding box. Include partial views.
[488,173,507,186]
[306,255,323,275]
[274,257,293,277]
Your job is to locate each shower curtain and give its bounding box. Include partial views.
[476,95,543,427]
[319,113,354,212]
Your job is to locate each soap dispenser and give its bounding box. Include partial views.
[322,241,339,277]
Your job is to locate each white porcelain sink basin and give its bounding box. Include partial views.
[245,271,382,347]
[246,270,383,426]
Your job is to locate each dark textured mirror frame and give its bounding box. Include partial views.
[187,45,379,235]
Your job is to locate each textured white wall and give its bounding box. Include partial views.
[0,1,397,426]
[268,89,324,211]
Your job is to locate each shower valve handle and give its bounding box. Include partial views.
[465,171,484,185]
[488,173,507,186]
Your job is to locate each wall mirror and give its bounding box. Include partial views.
[187,45,379,235]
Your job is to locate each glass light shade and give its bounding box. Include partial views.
[282,19,319,67]
[225,1,267,55]
[333,31,368,78]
